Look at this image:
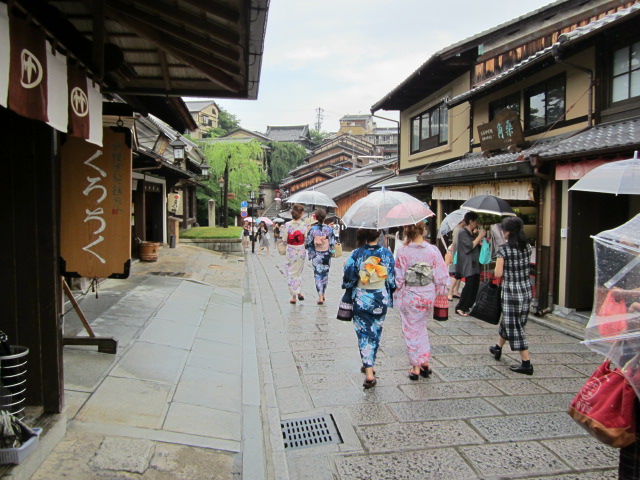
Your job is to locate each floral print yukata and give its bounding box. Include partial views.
[305,224,336,296]
[342,244,396,368]
[284,220,308,296]
[394,242,449,367]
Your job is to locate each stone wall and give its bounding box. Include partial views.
[180,238,243,253]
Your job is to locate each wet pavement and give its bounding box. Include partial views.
[19,242,619,479]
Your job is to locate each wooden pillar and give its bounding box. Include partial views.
[2,107,63,413]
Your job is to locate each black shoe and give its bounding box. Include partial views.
[489,345,502,361]
[363,378,377,389]
[510,363,533,375]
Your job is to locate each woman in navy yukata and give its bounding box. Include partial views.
[342,228,395,389]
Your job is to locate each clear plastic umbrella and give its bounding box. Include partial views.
[582,213,640,397]
[439,208,468,237]
[569,151,640,196]
[286,189,337,208]
[341,189,434,229]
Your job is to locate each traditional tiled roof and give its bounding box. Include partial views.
[539,116,640,160]
[310,161,396,200]
[184,100,218,113]
[448,3,640,107]
[429,134,571,174]
[264,125,310,142]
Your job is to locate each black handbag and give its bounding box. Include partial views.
[469,282,502,325]
[337,289,353,321]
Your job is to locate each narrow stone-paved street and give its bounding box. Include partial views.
[248,246,618,479]
[24,244,620,479]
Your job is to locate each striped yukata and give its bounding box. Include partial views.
[497,243,532,351]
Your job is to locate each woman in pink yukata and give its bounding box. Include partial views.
[394,220,450,380]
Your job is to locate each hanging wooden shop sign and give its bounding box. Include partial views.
[477,109,524,152]
[60,127,132,278]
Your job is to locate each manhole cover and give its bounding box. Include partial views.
[281,414,342,450]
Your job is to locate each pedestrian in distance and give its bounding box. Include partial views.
[448,221,464,300]
[283,204,309,304]
[394,220,449,380]
[242,221,250,249]
[305,208,336,305]
[342,228,396,389]
[455,211,486,316]
[258,221,270,255]
[489,216,534,375]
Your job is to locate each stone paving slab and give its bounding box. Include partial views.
[470,412,587,442]
[335,448,477,480]
[460,441,568,478]
[138,318,198,349]
[63,349,117,392]
[163,402,241,441]
[356,420,484,452]
[486,393,574,414]
[434,365,508,381]
[541,437,618,470]
[399,379,503,400]
[173,365,241,413]
[532,376,586,393]
[488,378,553,395]
[344,404,396,425]
[389,397,501,421]
[309,385,410,408]
[110,341,188,385]
[76,376,172,429]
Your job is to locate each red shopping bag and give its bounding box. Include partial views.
[433,294,448,321]
[567,359,637,448]
[597,290,628,337]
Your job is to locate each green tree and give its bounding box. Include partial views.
[196,140,266,225]
[204,107,241,138]
[268,142,308,183]
[309,128,331,147]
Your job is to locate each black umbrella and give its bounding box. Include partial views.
[461,195,516,217]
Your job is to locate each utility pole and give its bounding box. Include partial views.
[315,107,324,131]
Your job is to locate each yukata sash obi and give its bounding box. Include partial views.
[405,262,433,287]
[357,256,388,290]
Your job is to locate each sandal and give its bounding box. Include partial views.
[420,366,432,378]
[456,309,469,317]
[408,370,419,381]
[297,294,305,301]
[317,300,324,305]
[289,299,296,304]
[363,378,377,389]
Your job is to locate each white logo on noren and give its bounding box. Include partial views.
[71,87,89,117]
[20,49,43,88]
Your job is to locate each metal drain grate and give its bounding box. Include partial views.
[281,414,342,450]
[149,271,185,277]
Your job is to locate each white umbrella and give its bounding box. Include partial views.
[286,189,337,208]
[438,208,468,237]
[341,189,434,229]
[569,151,640,195]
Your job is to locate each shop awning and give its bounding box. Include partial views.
[432,180,534,201]
[369,171,421,190]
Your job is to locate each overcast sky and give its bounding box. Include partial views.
[190,0,554,133]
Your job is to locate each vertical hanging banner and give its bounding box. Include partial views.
[8,12,48,122]
[60,127,132,278]
[67,61,90,139]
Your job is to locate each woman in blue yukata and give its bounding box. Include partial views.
[305,208,336,305]
[342,228,396,389]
